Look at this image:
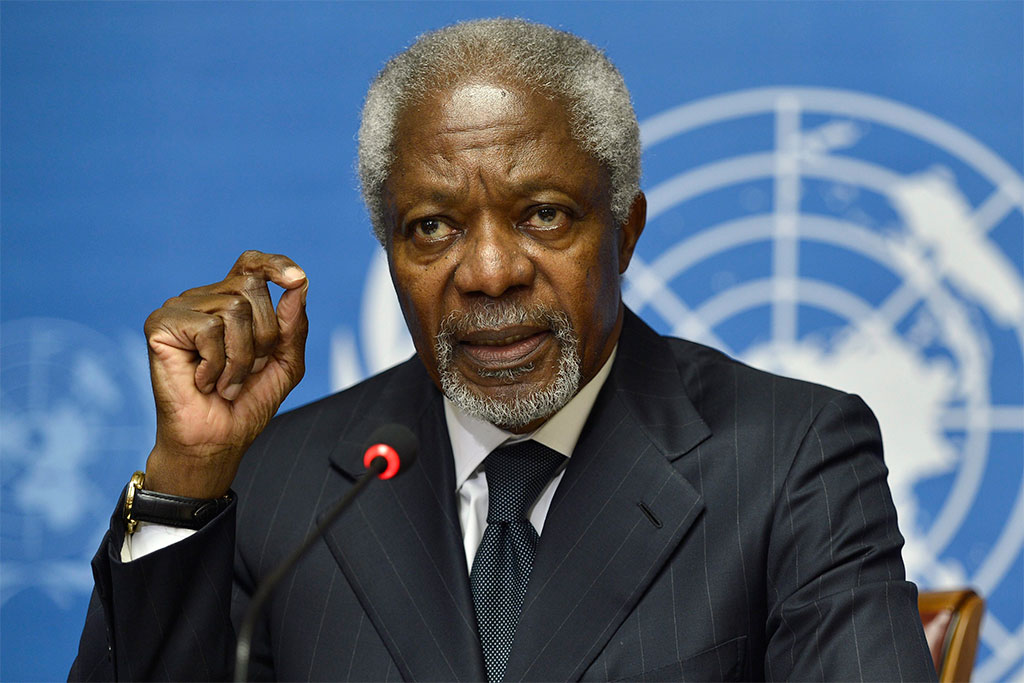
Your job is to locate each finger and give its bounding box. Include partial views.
[237,274,280,360]
[162,293,258,391]
[192,315,228,395]
[207,295,255,399]
[230,252,306,361]
[169,251,307,379]
[146,308,227,394]
[177,276,279,360]
[228,250,307,291]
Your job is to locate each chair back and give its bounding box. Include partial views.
[919,589,984,682]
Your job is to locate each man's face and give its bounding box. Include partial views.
[384,79,644,432]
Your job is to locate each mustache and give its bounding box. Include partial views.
[434,301,577,380]
[435,301,574,342]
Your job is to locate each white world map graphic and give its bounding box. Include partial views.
[1,319,155,608]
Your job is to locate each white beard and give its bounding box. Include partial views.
[434,302,581,429]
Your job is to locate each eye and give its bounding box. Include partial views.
[522,206,571,231]
[410,217,457,242]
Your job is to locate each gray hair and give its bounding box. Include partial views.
[357,18,641,245]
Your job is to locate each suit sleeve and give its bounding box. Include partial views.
[68,490,244,682]
[764,393,937,682]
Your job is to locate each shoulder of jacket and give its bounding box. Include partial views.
[659,333,848,410]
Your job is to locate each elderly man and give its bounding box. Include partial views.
[71,19,935,682]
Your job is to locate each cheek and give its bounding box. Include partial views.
[399,280,438,333]
[582,264,620,325]
[391,252,457,344]
[581,238,621,303]
[546,252,618,348]
[575,240,623,340]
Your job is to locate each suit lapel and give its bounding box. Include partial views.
[319,361,486,682]
[503,310,712,682]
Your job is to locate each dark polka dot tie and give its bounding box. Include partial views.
[470,441,566,683]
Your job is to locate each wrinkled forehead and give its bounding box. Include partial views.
[390,77,584,162]
[387,80,600,189]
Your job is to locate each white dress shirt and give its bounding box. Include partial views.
[446,347,616,571]
[124,347,616,567]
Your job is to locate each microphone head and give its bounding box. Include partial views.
[362,423,419,480]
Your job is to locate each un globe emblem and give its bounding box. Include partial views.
[627,87,1023,679]
[0,318,154,607]
[335,86,1023,679]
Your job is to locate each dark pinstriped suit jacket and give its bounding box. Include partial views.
[71,309,936,681]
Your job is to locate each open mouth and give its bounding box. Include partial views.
[458,328,551,369]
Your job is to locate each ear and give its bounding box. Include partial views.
[617,192,647,274]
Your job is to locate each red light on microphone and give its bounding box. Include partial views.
[363,443,401,480]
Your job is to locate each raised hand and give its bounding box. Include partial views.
[142,250,309,498]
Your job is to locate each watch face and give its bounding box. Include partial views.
[123,472,145,534]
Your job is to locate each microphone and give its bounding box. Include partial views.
[234,424,419,682]
[362,423,418,480]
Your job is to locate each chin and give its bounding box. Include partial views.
[432,301,583,427]
[440,351,581,429]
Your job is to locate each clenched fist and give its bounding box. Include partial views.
[143,250,309,498]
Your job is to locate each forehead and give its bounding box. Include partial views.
[386,80,606,203]
[433,82,529,132]
[395,80,576,149]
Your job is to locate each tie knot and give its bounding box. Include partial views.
[484,441,565,524]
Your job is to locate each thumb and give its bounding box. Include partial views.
[274,276,309,373]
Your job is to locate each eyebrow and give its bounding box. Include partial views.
[391,172,586,219]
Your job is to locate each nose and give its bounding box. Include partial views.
[453,216,534,298]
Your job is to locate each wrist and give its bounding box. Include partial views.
[144,447,238,499]
[124,470,233,534]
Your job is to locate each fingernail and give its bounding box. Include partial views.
[222,383,243,401]
[283,267,306,283]
[252,356,268,373]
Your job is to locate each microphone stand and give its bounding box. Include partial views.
[233,457,387,682]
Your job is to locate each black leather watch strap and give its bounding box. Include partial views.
[124,471,232,533]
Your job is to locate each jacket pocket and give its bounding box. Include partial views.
[613,635,748,682]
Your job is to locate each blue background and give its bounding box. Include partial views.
[2,2,1021,680]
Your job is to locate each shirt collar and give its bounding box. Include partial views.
[445,345,617,490]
